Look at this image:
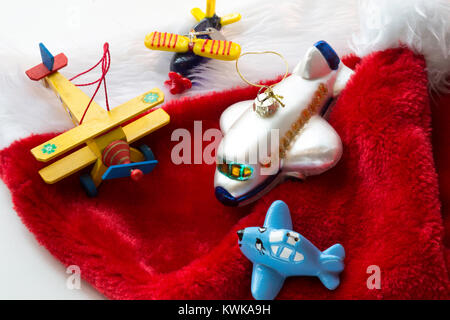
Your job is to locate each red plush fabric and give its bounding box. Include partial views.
[1,48,449,299]
[431,92,450,276]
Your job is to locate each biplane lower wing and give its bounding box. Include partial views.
[102,160,158,180]
[38,146,97,184]
[31,88,164,162]
[122,108,170,144]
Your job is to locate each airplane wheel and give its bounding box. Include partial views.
[80,174,98,197]
[138,144,155,161]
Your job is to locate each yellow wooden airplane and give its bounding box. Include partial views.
[144,0,241,94]
[25,43,170,196]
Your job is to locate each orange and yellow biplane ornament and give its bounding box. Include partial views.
[145,0,241,94]
[25,43,170,196]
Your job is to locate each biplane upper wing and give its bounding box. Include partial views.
[45,71,107,124]
[193,39,241,61]
[31,88,164,162]
[144,32,241,61]
[122,108,170,144]
[145,32,190,53]
[38,146,98,184]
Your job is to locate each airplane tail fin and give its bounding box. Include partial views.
[25,43,68,81]
[318,243,345,290]
[323,243,345,260]
[293,40,340,80]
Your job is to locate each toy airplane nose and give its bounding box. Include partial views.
[102,144,158,181]
[237,229,244,241]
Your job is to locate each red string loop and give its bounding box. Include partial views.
[69,42,111,124]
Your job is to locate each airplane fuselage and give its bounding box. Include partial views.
[170,14,223,79]
[215,67,342,206]
[218,72,337,162]
[236,200,345,299]
[239,226,323,277]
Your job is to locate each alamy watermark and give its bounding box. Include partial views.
[170,121,281,175]
[366,265,381,290]
[66,265,81,290]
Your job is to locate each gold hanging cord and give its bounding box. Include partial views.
[235,51,289,107]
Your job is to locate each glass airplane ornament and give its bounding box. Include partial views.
[144,0,242,94]
[214,41,354,207]
[237,200,346,300]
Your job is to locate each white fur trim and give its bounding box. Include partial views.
[1,0,449,148]
[0,0,359,148]
[351,0,450,93]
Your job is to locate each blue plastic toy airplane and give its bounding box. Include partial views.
[237,200,345,300]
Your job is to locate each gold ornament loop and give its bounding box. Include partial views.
[256,85,285,108]
[236,51,289,108]
[236,51,289,87]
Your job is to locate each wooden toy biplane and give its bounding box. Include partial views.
[25,43,170,197]
[145,0,241,94]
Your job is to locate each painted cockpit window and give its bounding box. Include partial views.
[279,247,293,260]
[286,232,300,245]
[271,245,279,255]
[217,160,253,181]
[269,230,305,262]
[271,246,305,262]
[293,251,304,262]
[269,230,284,243]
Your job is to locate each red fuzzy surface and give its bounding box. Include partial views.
[1,48,449,299]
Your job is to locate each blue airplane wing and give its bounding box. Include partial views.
[263,200,293,230]
[251,264,285,300]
